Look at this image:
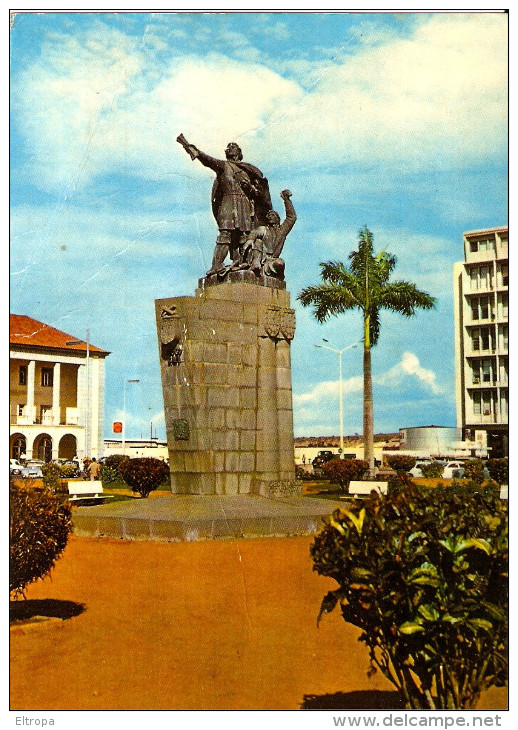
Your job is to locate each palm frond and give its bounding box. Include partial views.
[368,308,381,347]
[377,282,436,316]
[297,283,360,323]
[319,260,350,284]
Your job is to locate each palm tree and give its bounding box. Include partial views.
[298,226,436,474]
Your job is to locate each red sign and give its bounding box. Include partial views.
[113,422,123,434]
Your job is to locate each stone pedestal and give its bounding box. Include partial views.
[155,271,297,496]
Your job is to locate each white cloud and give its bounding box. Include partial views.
[293,349,443,409]
[376,351,444,395]
[12,13,507,193]
[293,375,363,405]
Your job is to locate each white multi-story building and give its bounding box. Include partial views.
[453,227,508,458]
[9,314,109,462]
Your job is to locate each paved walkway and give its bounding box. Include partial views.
[72,493,343,542]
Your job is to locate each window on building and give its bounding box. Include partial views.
[499,359,508,384]
[499,325,508,351]
[479,265,489,289]
[11,435,26,461]
[473,392,481,414]
[500,389,508,418]
[479,296,489,319]
[482,391,492,417]
[472,328,490,352]
[18,404,24,416]
[501,264,508,287]
[19,365,27,385]
[501,293,508,319]
[480,328,490,351]
[41,368,53,387]
[482,359,492,383]
[470,268,478,291]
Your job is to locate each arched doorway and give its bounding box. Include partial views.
[33,433,52,462]
[10,433,26,461]
[59,434,77,460]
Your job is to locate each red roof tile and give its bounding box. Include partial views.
[10,315,109,355]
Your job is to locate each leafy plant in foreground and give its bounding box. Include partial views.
[311,484,508,709]
[10,484,72,597]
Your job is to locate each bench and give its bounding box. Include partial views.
[343,481,388,499]
[67,481,113,503]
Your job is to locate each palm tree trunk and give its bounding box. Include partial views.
[363,314,374,475]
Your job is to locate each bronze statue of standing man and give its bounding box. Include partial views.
[177,134,272,276]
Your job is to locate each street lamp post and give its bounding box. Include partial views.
[66,329,90,459]
[122,378,140,455]
[314,339,359,457]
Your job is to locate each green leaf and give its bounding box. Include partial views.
[399,622,425,635]
[480,601,507,622]
[340,508,366,536]
[418,604,440,622]
[408,563,440,586]
[442,614,463,624]
[468,618,493,633]
[408,531,427,542]
[317,589,342,626]
[455,538,492,555]
[438,538,455,552]
[329,518,346,536]
[350,567,375,581]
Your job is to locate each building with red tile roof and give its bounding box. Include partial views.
[10,314,109,462]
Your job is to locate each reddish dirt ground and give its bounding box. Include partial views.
[10,535,507,711]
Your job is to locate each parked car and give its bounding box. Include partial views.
[59,460,81,477]
[312,450,339,469]
[21,460,44,478]
[10,458,23,475]
[442,461,466,479]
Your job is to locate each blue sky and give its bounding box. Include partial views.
[10,10,508,441]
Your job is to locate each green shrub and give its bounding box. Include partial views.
[463,459,485,486]
[100,465,120,484]
[377,473,415,494]
[385,454,416,475]
[10,485,72,597]
[118,457,170,498]
[41,462,62,491]
[102,454,129,472]
[420,461,444,479]
[322,459,369,493]
[59,464,78,479]
[486,459,508,486]
[311,484,508,709]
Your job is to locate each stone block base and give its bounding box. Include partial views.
[156,279,296,495]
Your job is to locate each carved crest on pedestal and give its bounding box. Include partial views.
[262,306,295,341]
